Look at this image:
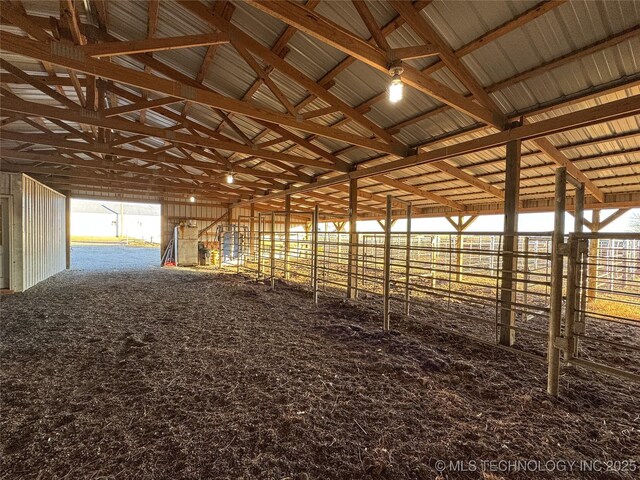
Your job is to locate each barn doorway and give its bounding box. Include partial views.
[70,199,161,271]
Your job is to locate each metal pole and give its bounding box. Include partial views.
[573,183,586,356]
[404,203,412,316]
[65,192,71,269]
[564,234,578,362]
[347,178,358,299]
[547,167,567,397]
[523,236,530,313]
[257,214,262,281]
[312,205,319,304]
[383,195,392,331]
[284,195,291,280]
[237,214,241,275]
[270,212,276,290]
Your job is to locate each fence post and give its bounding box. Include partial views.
[404,203,412,316]
[523,236,530,313]
[257,214,262,281]
[431,236,437,289]
[284,195,291,280]
[312,205,319,304]
[573,183,585,356]
[547,167,567,397]
[564,234,579,363]
[347,178,358,299]
[383,195,392,330]
[270,213,276,289]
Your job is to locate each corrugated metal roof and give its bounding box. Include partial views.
[1,0,639,216]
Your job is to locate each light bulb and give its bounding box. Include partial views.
[226,173,234,184]
[189,196,196,203]
[388,74,403,103]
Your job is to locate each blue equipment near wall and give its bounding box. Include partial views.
[216,224,247,263]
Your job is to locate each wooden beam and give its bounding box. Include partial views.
[0,31,403,156]
[598,208,631,229]
[244,0,504,128]
[103,96,181,117]
[180,0,404,149]
[83,33,229,57]
[233,95,640,207]
[372,175,464,211]
[0,97,344,171]
[352,0,390,51]
[389,45,439,61]
[430,159,505,199]
[389,0,503,114]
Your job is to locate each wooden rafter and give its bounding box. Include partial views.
[83,33,229,57]
[0,31,402,156]
[244,0,504,127]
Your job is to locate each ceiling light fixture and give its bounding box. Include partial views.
[226,172,234,184]
[189,195,196,203]
[388,61,404,103]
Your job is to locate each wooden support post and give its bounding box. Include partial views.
[270,212,276,289]
[284,194,291,280]
[404,203,412,316]
[312,205,319,304]
[498,137,521,346]
[65,192,71,269]
[347,178,358,299]
[383,195,393,331]
[547,167,567,397]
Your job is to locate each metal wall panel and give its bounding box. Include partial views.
[160,202,228,255]
[22,175,66,291]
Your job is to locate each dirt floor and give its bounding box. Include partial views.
[1,265,639,479]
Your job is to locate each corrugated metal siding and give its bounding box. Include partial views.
[160,202,228,252]
[22,175,66,291]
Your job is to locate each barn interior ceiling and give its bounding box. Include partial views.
[0,0,639,219]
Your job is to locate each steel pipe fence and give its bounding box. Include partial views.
[223,206,639,391]
[560,232,640,382]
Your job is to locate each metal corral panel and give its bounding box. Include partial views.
[22,175,66,291]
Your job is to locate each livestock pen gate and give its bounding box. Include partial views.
[230,203,639,397]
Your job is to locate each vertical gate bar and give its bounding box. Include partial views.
[587,209,600,301]
[312,205,319,304]
[547,167,567,397]
[249,204,255,260]
[270,213,276,289]
[347,178,358,299]
[523,237,530,315]
[383,195,392,331]
[284,195,291,280]
[404,203,412,316]
[455,218,462,283]
[236,213,241,275]
[564,234,578,362]
[573,183,585,356]
[257,213,262,281]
